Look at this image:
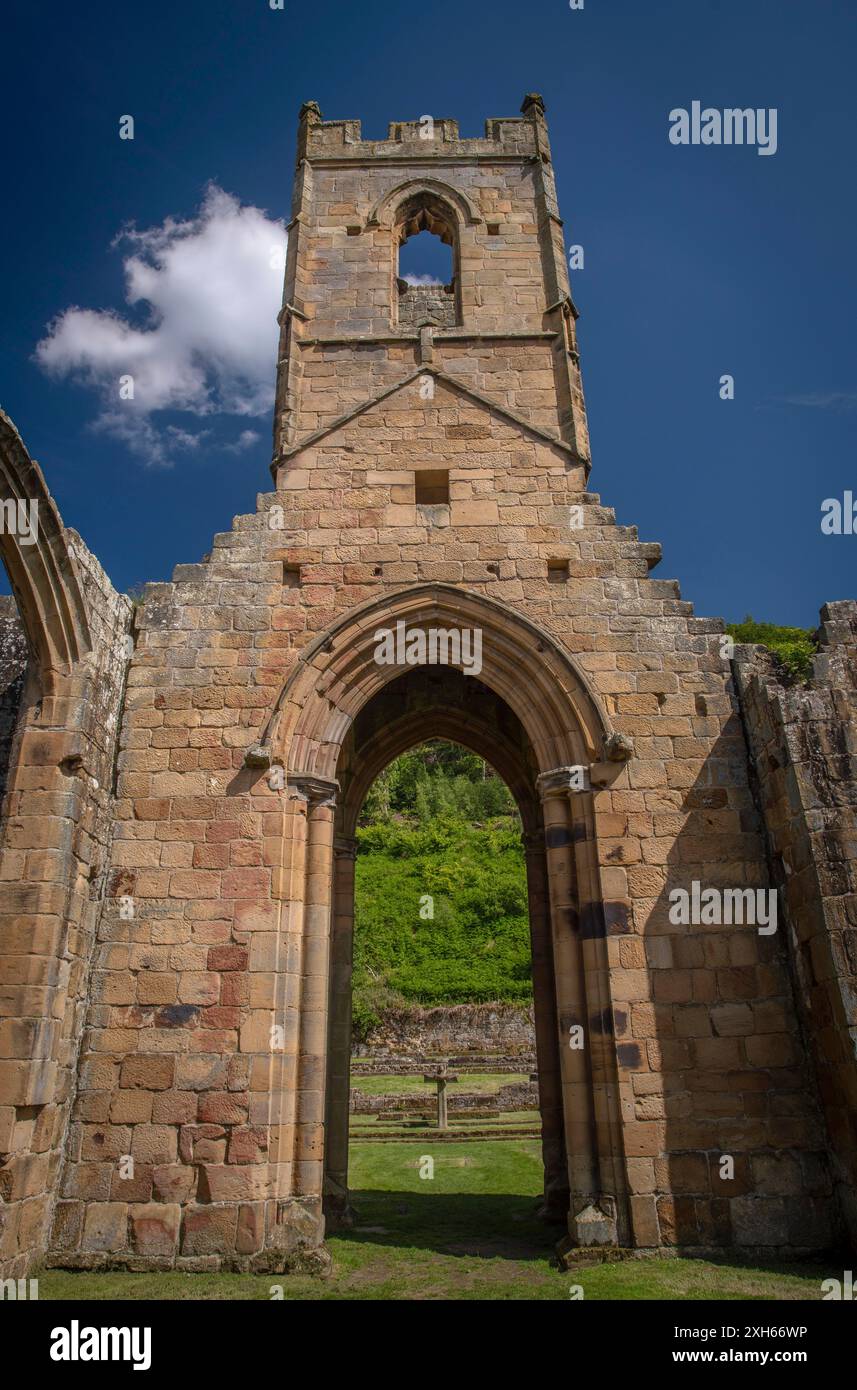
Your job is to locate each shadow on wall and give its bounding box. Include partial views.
[642,697,840,1253]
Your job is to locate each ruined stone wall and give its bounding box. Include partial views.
[353,1003,536,1058]
[0,534,131,1278]
[350,1080,539,1116]
[734,601,857,1247]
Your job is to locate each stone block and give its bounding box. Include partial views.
[120,1056,175,1091]
[181,1205,238,1256]
[81,1203,128,1253]
[130,1203,181,1257]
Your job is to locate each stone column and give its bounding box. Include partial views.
[288,775,338,1201]
[266,784,308,1207]
[523,829,569,1222]
[537,767,617,1249]
[323,834,357,1226]
[568,792,627,1244]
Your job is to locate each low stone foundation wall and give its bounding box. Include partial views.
[353,1003,535,1058]
[351,1053,534,1075]
[350,1080,539,1115]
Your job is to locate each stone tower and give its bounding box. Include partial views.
[1,98,856,1277]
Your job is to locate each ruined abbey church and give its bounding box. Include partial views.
[1,97,856,1277]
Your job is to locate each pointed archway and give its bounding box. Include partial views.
[266,585,633,1250]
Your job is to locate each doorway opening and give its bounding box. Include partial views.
[321,663,571,1252]
[331,736,563,1257]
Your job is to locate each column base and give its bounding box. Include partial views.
[556,1198,625,1268]
[555,1237,630,1270]
[568,1198,619,1246]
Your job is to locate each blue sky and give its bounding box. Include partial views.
[1,0,855,626]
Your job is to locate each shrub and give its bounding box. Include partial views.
[726,616,817,681]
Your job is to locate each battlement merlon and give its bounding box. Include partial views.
[295,94,552,166]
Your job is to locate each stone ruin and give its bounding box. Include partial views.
[0,95,855,1276]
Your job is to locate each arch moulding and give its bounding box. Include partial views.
[366,178,483,232]
[267,583,612,782]
[0,409,91,690]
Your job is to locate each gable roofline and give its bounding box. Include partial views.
[270,366,583,479]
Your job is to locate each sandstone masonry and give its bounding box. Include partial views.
[0,98,855,1276]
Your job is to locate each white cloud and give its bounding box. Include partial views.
[224,429,262,453]
[35,184,285,466]
[403,272,444,286]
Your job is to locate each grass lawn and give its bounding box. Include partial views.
[39,1139,835,1301]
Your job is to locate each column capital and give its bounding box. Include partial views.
[536,766,585,800]
[288,773,339,808]
[334,835,358,861]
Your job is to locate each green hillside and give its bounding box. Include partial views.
[352,742,531,1038]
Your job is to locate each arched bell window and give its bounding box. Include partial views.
[393,194,460,329]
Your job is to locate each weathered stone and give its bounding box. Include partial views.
[151,1165,197,1205]
[130,1203,181,1257]
[81,1203,128,1254]
[181,1205,238,1256]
